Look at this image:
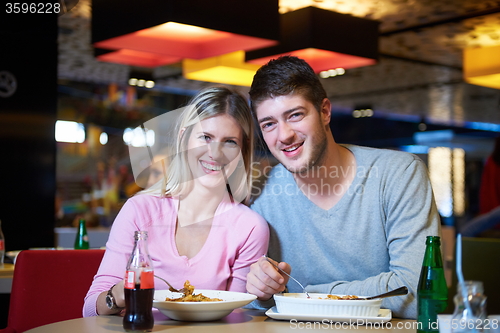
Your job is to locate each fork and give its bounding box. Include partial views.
[351,286,408,300]
[154,275,185,293]
[264,256,311,298]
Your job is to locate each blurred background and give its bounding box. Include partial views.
[1,0,500,275]
[2,0,500,327]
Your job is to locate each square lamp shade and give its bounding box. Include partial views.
[95,48,181,68]
[464,45,500,90]
[92,0,279,67]
[183,51,260,87]
[246,6,380,73]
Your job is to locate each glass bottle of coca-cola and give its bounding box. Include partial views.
[123,230,154,332]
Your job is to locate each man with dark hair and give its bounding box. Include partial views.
[246,56,440,319]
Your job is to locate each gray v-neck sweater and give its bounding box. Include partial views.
[251,145,441,319]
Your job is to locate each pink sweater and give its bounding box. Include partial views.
[83,194,269,317]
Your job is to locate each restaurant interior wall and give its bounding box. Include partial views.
[0,12,58,329]
[1,0,500,328]
[329,113,495,223]
[55,81,191,230]
[0,6,58,250]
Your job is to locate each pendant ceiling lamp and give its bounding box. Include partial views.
[464,45,500,90]
[246,6,380,73]
[96,49,181,68]
[92,0,279,67]
[183,51,260,87]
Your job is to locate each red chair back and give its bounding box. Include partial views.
[4,249,104,333]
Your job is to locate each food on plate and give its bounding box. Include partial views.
[182,280,195,296]
[165,280,223,302]
[319,294,359,300]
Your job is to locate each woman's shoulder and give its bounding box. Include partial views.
[121,194,177,218]
[126,193,174,205]
[235,202,265,217]
[220,201,267,225]
[226,203,269,239]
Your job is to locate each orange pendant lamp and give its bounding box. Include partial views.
[464,45,500,90]
[92,0,279,67]
[246,6,379,73]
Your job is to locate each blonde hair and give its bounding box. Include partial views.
[140,86,254,204]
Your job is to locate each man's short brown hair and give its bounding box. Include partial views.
[249,56,328,115]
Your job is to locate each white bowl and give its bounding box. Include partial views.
[274,293,382,317]
[153,289,256,321]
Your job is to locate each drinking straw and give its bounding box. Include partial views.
[456,234,474,317]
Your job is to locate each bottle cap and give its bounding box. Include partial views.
[426,235,441,245]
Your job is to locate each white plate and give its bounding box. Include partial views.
[266,306,392,323]
[153,289,256,322]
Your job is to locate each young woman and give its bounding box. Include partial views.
[84,86,269,316]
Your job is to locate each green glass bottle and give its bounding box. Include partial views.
[74,219,90,249]
[417,236,448,333]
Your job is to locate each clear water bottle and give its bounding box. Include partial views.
[123,230,154,332]
[451,281,487,333]
[0,219,5,267]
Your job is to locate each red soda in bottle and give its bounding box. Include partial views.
[123,231,154,332]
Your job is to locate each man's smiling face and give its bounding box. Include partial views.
[256,94,330,174]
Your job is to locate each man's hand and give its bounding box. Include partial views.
[246,257,291,301]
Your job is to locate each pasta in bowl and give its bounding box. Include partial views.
[153,283,256,321]
[163,280,223,302]
[274,293,383,317]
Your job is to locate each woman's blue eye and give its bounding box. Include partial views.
[199,135,211,142]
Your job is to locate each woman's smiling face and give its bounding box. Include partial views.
[185,114,244,191]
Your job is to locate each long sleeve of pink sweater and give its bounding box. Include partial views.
[83,195,269,317]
